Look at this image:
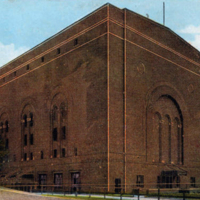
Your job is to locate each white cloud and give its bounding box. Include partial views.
[180,25,200,34]
[179,25,200,51]
[0,42,29,67]
[190,34,200,51]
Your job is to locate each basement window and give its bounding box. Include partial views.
[136,175,144,188]
[191,177,196,187]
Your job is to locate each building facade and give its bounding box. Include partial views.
[0,3,200,192]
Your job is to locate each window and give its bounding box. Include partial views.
[24,135,27,146]
[53,128,57,141]
[27,65,30,70]
[176,176,180,187]
[115,178,121,193]
[54,173,63,186]
[39,174,47,185]
[191,177,196,187]
[5,139,9,149]
[30,113,33,127]
[62,148,65,157]
[61,126,66,139]
[30,152,33,160]
[41,151,43,159]
[53,149,57,158]
[74,147,77,156]
[3,77,5,82]
[14,71,16,76]
[136,175,144,187]
[74,38,78,46]
[57,48,61,54]
[30,134,34,145]
[24,153,27,161]
[5,121,9,132]
[23,114,27,127]
[41,56,44,62]
[1,122,3,133]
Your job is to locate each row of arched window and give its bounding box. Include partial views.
[154,112,183,165]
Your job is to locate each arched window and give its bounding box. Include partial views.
[165,115,171,163]
[175,117,182,164]
[155,112,162,163]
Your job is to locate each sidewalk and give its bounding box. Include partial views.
[0,187,65,200]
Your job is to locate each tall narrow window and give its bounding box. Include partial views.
[27,65,30,70]
[61,126,66,139]
[155,112,162,163]
[30,152,33,160]
[24,153,27,161]
[41,151,44,159]
[1,122,3,133]
[30,134,34,145]
[24,134,27,146]
[5,121,9,133]
[62,148,65,157]
[74,38,78,46]
[30,113,33,127]
[175,118,181,164]
[53,149,57,158]
[23,114,27,127]
[166,115,171,163]
[53,128,57,141]
[41,56,44,62]
[57,48,61,54]
[74,147,77,156]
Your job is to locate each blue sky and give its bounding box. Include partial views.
[0,0,200,67]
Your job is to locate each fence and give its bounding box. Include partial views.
[1,183,200,200]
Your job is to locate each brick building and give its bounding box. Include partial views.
[0,3,200,192]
